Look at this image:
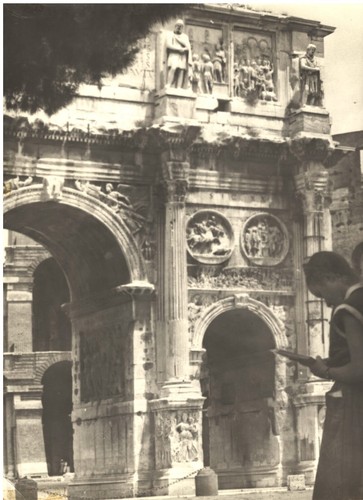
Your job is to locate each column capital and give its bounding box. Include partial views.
[294,167,331,213]
[161,161,190,203]
[289,134,335,165]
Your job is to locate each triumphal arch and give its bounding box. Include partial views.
[3,5,344,499]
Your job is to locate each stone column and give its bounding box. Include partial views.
[151,159,204,495]
[292,141,334,482]
[157,160,193,389]
[295,163,331,360]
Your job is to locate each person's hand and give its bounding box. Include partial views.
[309,356,329,378]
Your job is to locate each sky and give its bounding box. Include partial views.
[238,0,363,135]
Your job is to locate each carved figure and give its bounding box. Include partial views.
[3,176,33,194]
[190,54,203,93]
[166,19,192,89]
[187,215,229,256]
[212,38,227,83]
[232,56,276,102]
[299,44,323,106]
[175,413,199,462]
[105,183,132,209]
[201,53,214,94]
[243,216,286,261]
[75,179,102,198]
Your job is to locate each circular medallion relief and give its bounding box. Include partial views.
[187,210,234,264]
[241,213,289,266]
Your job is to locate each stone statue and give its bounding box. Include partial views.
[166,19,192,89]
[105,183,132,209]
[299,44,323,106]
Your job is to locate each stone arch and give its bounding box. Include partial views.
[4,185,148,299]
[26,251,52,278]
[34,352,72,385]
[192,293,288,352]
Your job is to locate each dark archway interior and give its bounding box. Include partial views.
[4,202,130,300]
[203,308,275,366]
[201,309,278,479]
[33,258,71,351]
[42,361,73,476]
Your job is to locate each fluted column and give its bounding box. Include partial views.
[295,163,331,360]
[158,160,190,384]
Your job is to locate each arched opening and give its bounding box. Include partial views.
[42,361,73,476]
[201,308,280,489]
[33,258,71,351]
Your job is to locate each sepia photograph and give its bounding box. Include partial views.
[3,2,363,499]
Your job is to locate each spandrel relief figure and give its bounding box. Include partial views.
[299,43,323,106]
[166,19,192,89]
[3,176,33,194]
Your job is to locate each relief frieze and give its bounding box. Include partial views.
[188,266,294,291]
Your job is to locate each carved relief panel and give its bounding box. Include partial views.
[186,23,228,95]
[233,30,277,102]
[154,410,202,469]
[241,213,289,266]
[187,210,234,264]
[79,326,125,403]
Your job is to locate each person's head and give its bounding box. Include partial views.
[174,19,184,34]
[303,251,359,307]
[105,183,113,193]
[202,53,210,63]
[306,44,316,57]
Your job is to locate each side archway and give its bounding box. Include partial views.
[193,294,288,352]
[4,185,148,301]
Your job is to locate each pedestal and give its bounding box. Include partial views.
[155,88,197,121]
[288,106,331,136]
[150,385,205,496]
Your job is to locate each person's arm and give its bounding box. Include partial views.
[300,57,319,72]
[310,314,363,383]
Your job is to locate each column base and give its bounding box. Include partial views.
[68,472,154,500]
[294,460,318,485]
